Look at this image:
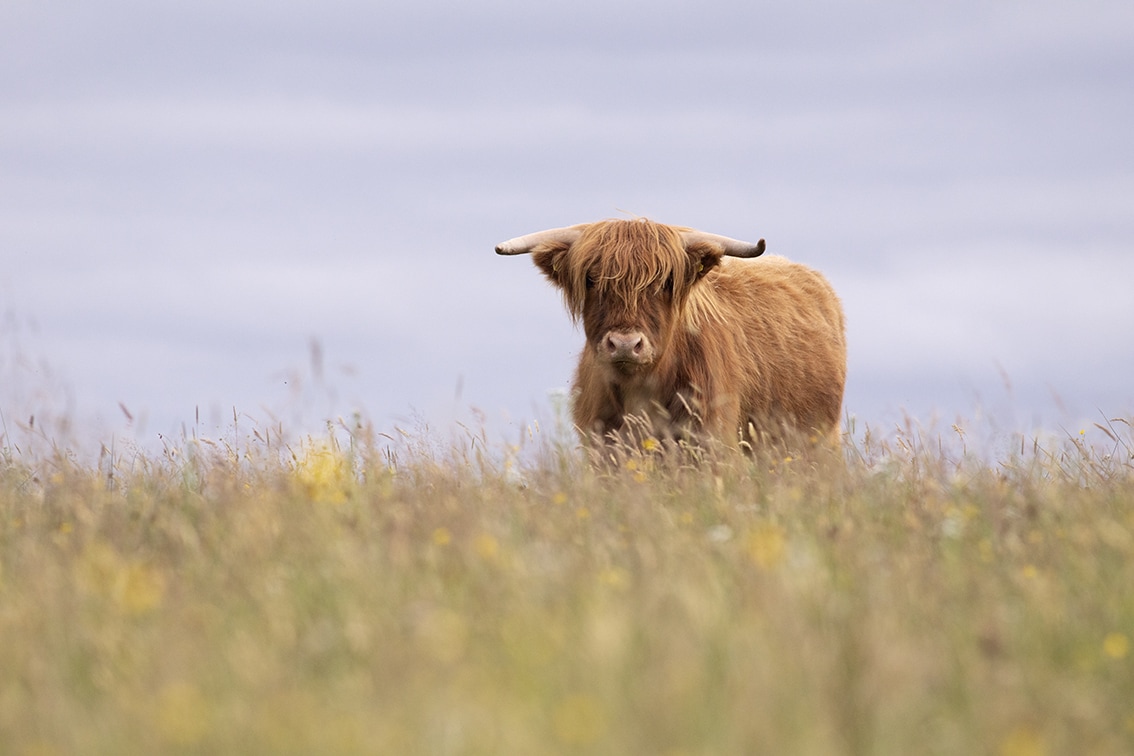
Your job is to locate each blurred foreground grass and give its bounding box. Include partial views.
[1,417,1133,755]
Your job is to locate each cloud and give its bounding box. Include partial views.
[2,0,1132,446]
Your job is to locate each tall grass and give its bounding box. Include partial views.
[1,414,1132,754]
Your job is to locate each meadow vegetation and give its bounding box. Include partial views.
[1,411,1133,754]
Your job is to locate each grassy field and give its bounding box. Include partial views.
[1,414,1133,755]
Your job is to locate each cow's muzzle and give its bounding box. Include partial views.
[601,330,654,368]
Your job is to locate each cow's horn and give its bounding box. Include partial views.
[682,231,765,258]
[495,225,585,255]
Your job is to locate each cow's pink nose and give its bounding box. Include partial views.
[604,331,646,361]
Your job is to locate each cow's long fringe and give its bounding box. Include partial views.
[559,220,693,319]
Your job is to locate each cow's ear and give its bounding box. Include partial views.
[531,243,572,288]
[686,241,724,282]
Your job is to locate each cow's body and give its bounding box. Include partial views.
[497,219,846,448]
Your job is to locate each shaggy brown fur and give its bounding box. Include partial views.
[506,218,846,448]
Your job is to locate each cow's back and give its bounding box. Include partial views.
[706,255,846,441]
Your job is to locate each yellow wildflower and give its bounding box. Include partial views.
[598,567,630,590]
[76,542,166,616]
[999,726,1046,756]
[473,533,500,562]
[118,561,167,615]
[747,524,787,569]
[294,439,352,504]
[1104,632,1129,659]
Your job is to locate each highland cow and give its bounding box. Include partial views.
[496,218,846,449]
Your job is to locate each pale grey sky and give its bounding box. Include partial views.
[2,0,1132,450]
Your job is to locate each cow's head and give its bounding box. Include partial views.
[497,219,764,380]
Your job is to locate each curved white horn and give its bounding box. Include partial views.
[681,230,765,258]
[495,225,585,255]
